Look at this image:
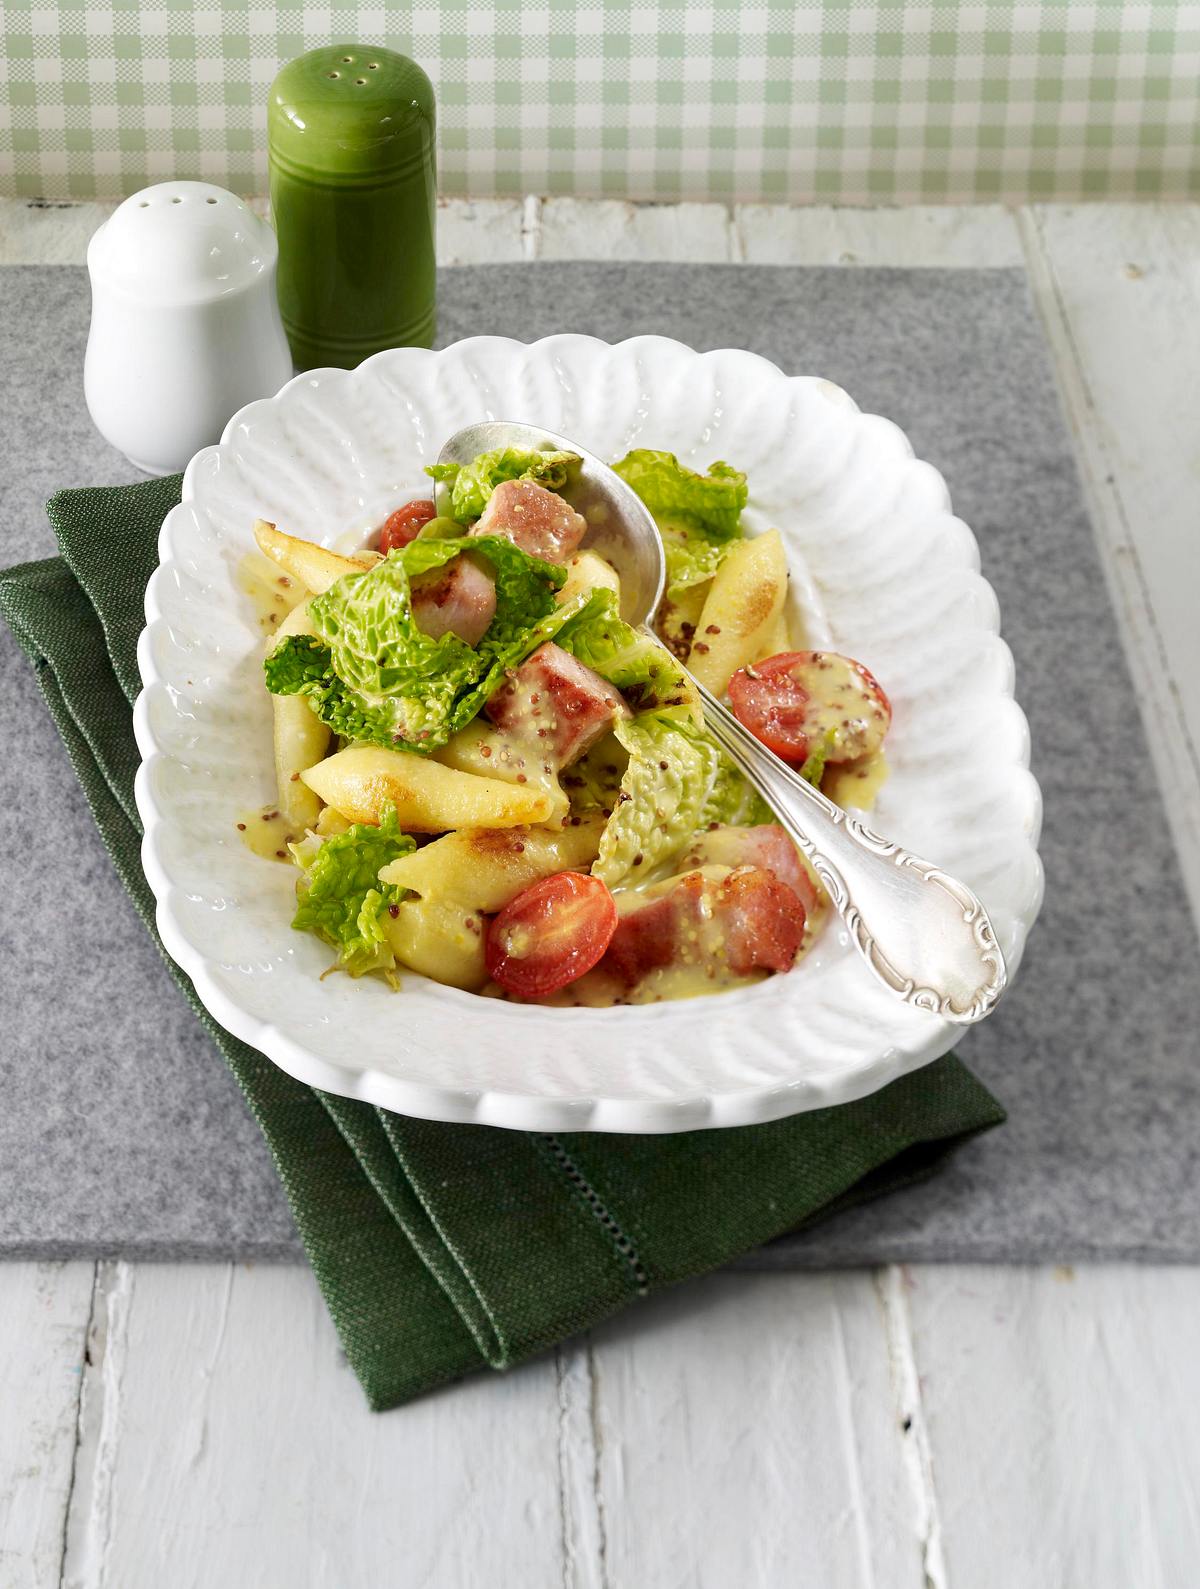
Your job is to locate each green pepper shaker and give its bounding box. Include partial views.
[268,44,436,370]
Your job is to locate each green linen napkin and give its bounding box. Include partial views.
[0,477,1005,1411]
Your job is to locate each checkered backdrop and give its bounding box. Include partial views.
[3,1,1199,203]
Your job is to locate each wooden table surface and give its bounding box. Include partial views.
[1,196,1197,1589]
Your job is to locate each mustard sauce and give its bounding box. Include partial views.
[434,722,567,821]
[797,652,890,762]
[823,750,889,812]
[617,959,764,1006]
[238,551,306,637]
[234,804,303,862]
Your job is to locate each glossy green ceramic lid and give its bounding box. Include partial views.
[268,44,435,181]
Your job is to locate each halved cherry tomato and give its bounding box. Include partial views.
[378,498,437,553]
[486,871,618,998]
[728,650,891,765]
[728,654,812,761]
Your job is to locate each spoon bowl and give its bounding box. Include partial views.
[436,420,665,626]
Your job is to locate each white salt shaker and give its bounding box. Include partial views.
[84,181,294,475]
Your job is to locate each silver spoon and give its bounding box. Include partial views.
[437,421,1007,1025]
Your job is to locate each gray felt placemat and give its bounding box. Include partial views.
[1,261,1197,1264]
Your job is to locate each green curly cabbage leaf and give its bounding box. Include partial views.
[290,804,416,980]
[592,709,771,889]
[611,449,749,601]
[264,536,579,753]
[425,447,580,521]
[554,588,695,715]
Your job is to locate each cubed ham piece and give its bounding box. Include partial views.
[603,866,806,986]
[473,479,588,563]
[485,642,629,769]
[718,868,808,976]
[679,824,821,918]
[603,874,705,985]
[410,554,497,646]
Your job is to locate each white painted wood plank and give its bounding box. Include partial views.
[0,201,117,265]
[588,1272,924,1589]
[437,197,526,266]
[60,1263,566,1589]
[735,203,1023,267]
[554,1344,606,1589]
[875,1266,947,1587]
[1018,203,1200,926]
[908,1264,1200,1589]
[538,198,732,262]
[0,1262,96,1589]
[520,194,542,260]
[0,196,525,270]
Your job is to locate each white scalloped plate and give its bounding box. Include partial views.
[133,335,1043,1133]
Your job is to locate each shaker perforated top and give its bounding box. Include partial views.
[86,182,277,305]
[268,45,435,179]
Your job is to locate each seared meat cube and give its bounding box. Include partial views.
[473,479,588,563]
[603,866,807,986]
[678,823,820,917]
[410,554,497,646]
[486,642,628,768]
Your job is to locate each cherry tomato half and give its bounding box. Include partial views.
[486,871,618,998]
[728,653,813,761]
[728,650,891,765]
[379,498,437,553]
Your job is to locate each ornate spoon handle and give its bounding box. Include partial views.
[691,679,1007,1024]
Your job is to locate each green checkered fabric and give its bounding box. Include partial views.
[3,1,1199,203]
